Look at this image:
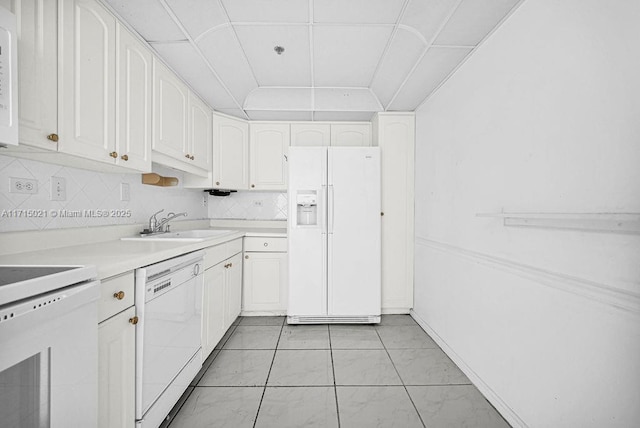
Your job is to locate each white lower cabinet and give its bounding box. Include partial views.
[98,306,136,428]
[242,237,288,314]
[202,245,242,359]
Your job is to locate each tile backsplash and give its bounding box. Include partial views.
[208,191,287,220]
[0,155,207,232]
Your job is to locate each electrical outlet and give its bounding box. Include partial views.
[50,177,66,201]
[10,177,38,194]
[120,183,130,201]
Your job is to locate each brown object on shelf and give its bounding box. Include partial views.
[142,173,179,187]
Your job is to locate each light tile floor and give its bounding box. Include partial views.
[165,315,511,428]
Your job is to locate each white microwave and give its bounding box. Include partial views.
[0,6,17,147]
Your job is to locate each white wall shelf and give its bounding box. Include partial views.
[477,212,640,235]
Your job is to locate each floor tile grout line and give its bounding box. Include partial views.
[252,320,285,428]
[167,320,241,426]
[375,327,427,428]
[328,324,342,428]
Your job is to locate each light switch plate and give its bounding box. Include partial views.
[50,177,66,201]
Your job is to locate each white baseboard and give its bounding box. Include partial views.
[410,309,528,428]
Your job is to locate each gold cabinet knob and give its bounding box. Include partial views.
[190,155,195,160]
[47,133,59,142]
[109,151,118,158]
[229,262,233,267]
[113,291,125,300]
[215,181,220,185]
[185,154,190,158]
[129,316,139,325]
[120,154,129,161]
[251,184,255,188]
[245,255,249,259]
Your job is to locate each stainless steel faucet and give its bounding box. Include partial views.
[155,212,188,233]
[143,210,187,235]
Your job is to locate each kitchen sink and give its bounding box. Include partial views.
[121,229,235,242]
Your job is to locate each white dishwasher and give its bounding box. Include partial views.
[135,251,204,428]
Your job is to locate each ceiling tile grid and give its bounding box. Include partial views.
[103,0,524,120]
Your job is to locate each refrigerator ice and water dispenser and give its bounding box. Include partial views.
[296,191,317,226]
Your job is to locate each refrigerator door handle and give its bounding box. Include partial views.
[321,185,327,234]
[328,184,334,234]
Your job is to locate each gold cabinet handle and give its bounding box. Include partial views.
[229,262,233,267]
[113,291,125,300]
[129,316,139,325]
[47,133,59,142]
[381,212,384,216]
[190,155,195,160]
[121,154,129,161]
[185,154,191,159]
[109,151,118,158]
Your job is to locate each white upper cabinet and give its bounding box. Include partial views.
[4,0,58,150]
[188,92,212,171]
[290,123,330,147]
[213,113,249,190]
[249,123,289,190]
[331,123,372,146]
[152,58,188,161]
[116,25,152,172]
[59,0,117,163]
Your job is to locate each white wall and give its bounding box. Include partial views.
[413,0,640,427]
[0,155,207,232]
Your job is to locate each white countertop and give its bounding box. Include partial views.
[0,224,287,280]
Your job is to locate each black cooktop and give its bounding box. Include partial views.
[0,266,78,287]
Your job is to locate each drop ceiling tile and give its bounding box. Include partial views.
[246,111,313,121]
[371,28,426,107]
[198,26,258,105]
[221,0,309,23]
[313,111,375,121]
[389,46,472,110]
[151,42,238,108]
[234,25,311,86]
[314,0,405,24]
[314,88,380,111]
[104,0,186,41]
[435,0,521,46]
[165,0,228,40]
[314,25,394,87]
[401,0,459,43]
[244,88,312,111]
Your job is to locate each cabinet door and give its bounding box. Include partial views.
[202,263,226,358]
[98,306,135,428]
[59,0,117,163]
[3,0,58,150]
[290,123,330,147]
[331,123,371,147]
[188,92,212,171]
[225,253,243,328]
[243,252,288,312]
[377,114,415,312]
[212,114,249,189]
[116,25,152,172]
[152,58,188,160]
[249,123,289,190]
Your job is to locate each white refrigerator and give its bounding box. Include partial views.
[287,147,381,324]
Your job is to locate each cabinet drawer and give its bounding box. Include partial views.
[99,271,134,323]
[226,238,243,257]
[244,236,287,252]
[204,244,227,270]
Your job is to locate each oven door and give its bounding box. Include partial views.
[0,281,99,428]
